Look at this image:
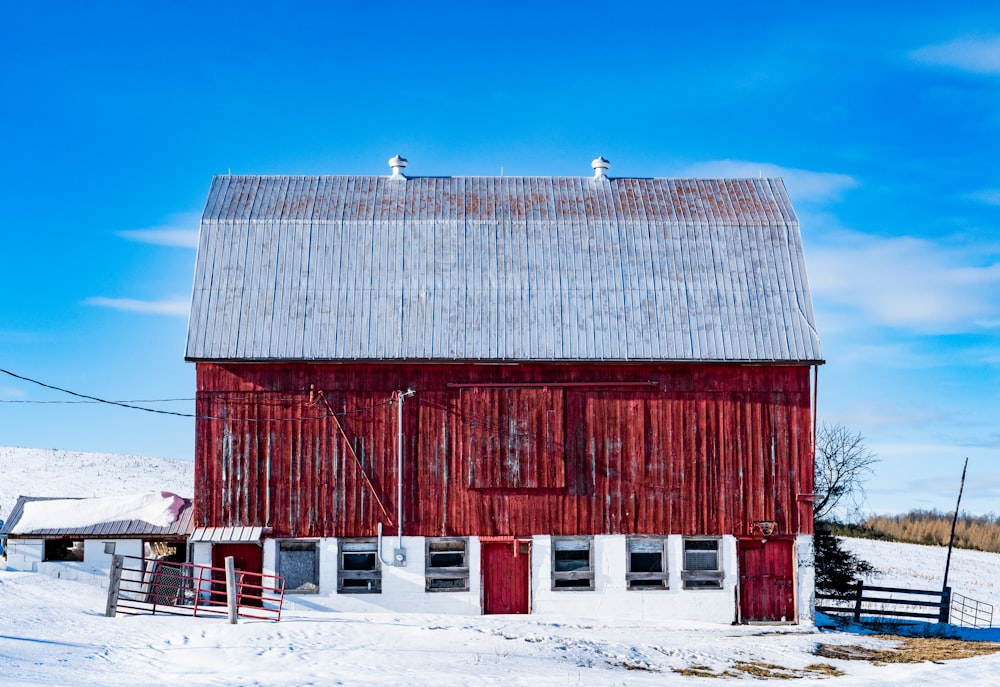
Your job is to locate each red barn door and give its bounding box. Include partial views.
[482,540,531,614]
[738,538,796,623]
[212,543,264,607]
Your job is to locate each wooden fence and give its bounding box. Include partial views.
[816,582,951,624]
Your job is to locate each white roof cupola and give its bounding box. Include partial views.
[591,156,611,180]
[388,154,408,179]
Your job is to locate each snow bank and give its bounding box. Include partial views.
[11,491,185,533]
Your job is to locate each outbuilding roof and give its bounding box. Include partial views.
[185,171,822,363]
[0,496,194,539]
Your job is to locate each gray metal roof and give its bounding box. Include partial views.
[189,526,265,543]
[0,496,194,538]
[185,174,822,362]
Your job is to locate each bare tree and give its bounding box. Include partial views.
[813,423,878,523]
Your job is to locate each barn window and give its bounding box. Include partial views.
[278,540,320,594]
[626,537,668,590]
[337,539,381,594]
[425,538,469,592]
[682,538,724,589]
[44,539,84,562]
[551,537,594,590]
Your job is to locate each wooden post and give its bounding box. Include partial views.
[225,556,238,624]
[105,555,124,617]
[852,580,864,623]
[943,458,968,593]
[940,586,952,624]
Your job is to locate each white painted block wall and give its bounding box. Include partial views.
[256,534,773,624]
[531,535,737,622]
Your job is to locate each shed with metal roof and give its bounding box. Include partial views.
[2,495,194,584]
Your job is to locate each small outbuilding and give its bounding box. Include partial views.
[1,493,193,586]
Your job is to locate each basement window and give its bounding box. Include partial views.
[278,540,320,594]
[681,538,724,589]
[626,536,668,590]
[425,538,469,592]
[337,539,381,594]
[44,539,84,562]
[551,537,594,591]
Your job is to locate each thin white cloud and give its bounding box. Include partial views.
[118,229,199,248]
[678,160,858,204]
[967,189,1000,205]
[809,232,1000,334]
[910,35,1000,75]
[1,386,27,398]
[117,211,200,248]
[83,297,189,317]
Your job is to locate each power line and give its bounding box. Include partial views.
[0,367,394,422]
[0,398,194,404]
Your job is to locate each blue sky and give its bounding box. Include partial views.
[2,2,998,516]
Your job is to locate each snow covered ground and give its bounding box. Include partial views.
[2,448,999,685]
[0,446,193,519]
[1,561,999,686]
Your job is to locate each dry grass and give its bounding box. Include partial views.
[673,664,719,677]
[672,661,844,679]
[859,511,1000,552]
[815,635,1000,665]
[670,635,999,679]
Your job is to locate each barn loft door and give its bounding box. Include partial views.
[481,540,531,614]
[737,538,796,623]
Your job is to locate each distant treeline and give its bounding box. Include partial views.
[828,510,1000,553]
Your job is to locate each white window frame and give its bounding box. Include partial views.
[551,536,594,591]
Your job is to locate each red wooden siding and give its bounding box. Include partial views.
[462,388,565,489]
[194,363,815,539]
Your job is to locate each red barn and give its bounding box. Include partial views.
[185,156,823,623]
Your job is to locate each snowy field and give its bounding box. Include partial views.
[844,537,1000,615]
[2,561,999,687]
[0,446,194,518]
[2,448,999,685]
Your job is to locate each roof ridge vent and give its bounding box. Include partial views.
[591,156,611,180]
[388,154,408,180]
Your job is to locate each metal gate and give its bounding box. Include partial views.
[106,555,285,621]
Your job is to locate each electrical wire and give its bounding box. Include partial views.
[0,398,194,404]
[0,367,395,422]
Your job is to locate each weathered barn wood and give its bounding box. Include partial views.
[194,362,813,539]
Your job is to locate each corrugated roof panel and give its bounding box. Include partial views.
[189,526,263,543]
[185,175,821,362]
[1,496,194,538]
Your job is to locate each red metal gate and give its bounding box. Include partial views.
[738,538,796,623]
[482,539,531,614]
[108,555,285,621]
